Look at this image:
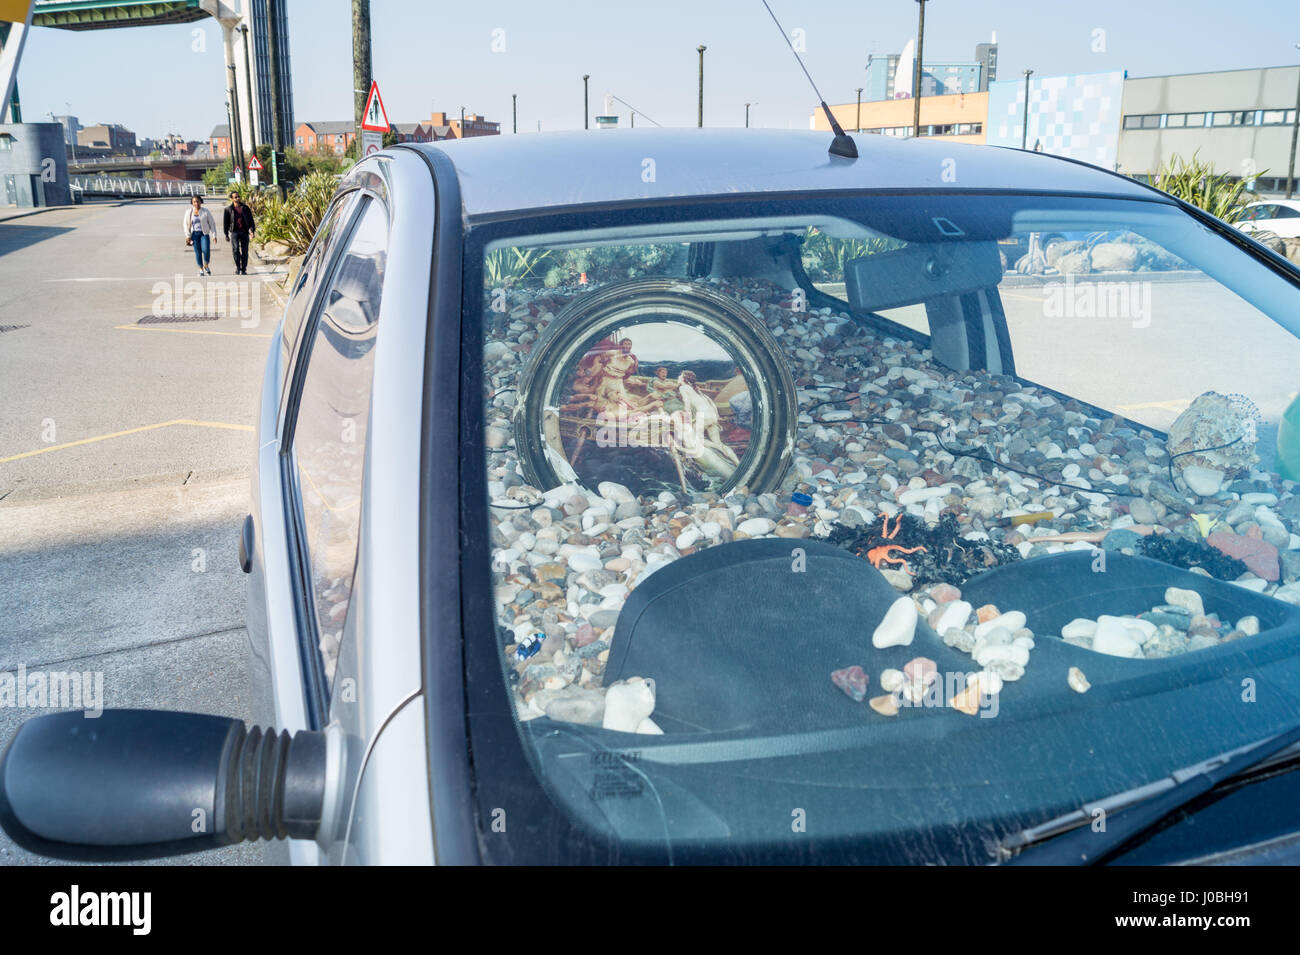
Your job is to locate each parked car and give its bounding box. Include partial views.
[6,130,1300,865]
[1236,199,1300,240]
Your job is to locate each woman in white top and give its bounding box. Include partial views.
[182,195,218,275]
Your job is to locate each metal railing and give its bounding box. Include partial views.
[70,175,209,198]
[67,154,218,167]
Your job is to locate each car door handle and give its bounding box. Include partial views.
[239,514,254,574]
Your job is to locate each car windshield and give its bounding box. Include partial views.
[464,190,1300,864]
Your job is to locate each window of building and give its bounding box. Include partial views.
[1165,113,1186,128]
[1140,114,1161,129]
[1211,111,1235,126]
[1262,109,1286,125]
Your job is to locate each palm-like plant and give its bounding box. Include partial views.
[1147,152,1266,223]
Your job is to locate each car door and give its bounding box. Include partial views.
[275,153,437,864]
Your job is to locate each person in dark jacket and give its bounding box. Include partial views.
[223,190,256,275]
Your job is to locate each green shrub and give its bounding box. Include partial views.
[251,170,340,254]
[1147,152,1266,223]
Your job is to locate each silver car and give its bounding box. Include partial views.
[6,130,1300,865]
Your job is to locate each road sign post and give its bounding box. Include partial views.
[247,154,263,188]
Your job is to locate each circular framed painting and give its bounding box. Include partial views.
[513,279,797,498]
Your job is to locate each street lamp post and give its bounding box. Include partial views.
[745,102,751,128]
[459,106,466,138]
[855,87,863,132]
[912,0,926,138]
[1021,68,1034,149]
[697,45,706,128]
[583,74,590,129]
[239,23,257,152]
[1287,44,1300,199]
[512,93,517,134]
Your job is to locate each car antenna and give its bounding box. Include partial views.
[760,0,858,159]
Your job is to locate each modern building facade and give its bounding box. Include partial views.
[1,122,71,207]
[52,114,79,146]
[818,91,988,144]
[985,70,1126,169]
[245,0,294,148]
[861,39,997,102]
[1115,65,1300,193]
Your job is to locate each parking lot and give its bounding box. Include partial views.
[0,199,279,865]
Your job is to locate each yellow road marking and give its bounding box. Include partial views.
[0,419,254,465]
[115,323,271,339]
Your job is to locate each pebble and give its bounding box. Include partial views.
[736,517,776,536]
[831,665,870,702]
[1092,616,1144,658]
[1067,667,1091,693]
[872,596,918,649]
[602,680,658,733]
[879,668,906,693]
[869,694,899,716]
[1164,586,1205,618]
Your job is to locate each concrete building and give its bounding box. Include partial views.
[0,123,72,208]
[1116,65,1300,193]
[52,114,80,147]
[430,111,501,139]
[818,90,988,143]
[77,122,136,153]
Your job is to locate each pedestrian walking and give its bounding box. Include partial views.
[224,190,256,275]
[183,195,217,276]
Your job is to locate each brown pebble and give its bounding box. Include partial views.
[868,694,899,716]
[975,603,1001,624]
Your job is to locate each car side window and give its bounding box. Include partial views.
[1275,206,1300,219]
[286,196,390,690]
[280,192,360,373]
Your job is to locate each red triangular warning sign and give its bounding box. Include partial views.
[360,81,390,132]
[247,155,263,170]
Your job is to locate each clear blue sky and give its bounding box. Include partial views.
[13,0,1300,142]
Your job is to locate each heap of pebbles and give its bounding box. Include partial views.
[838,583,1043,717]
[484,278,1300,728]
[1058,586,1262,659]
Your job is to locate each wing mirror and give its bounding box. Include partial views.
[0,709,330,861]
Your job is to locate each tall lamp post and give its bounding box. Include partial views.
[1021,68,1034,149]
[697,45,706,127]
[912,0,926,138]
[745,102,753,128]
[855,87,863,132]
[459,106,466,138]
[583,74,590,129]
[512,93,517,134]
[1287,43,1300,199]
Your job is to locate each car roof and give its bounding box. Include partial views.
[408,129,1168,221]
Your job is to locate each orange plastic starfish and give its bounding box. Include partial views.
[866,512,927,574]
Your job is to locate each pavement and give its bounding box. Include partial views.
[0,199,284,866]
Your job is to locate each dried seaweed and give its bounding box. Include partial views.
[825,512,1022,588]
[1137,535,1248,581]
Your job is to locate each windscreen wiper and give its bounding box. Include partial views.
[995,723,1300,865]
